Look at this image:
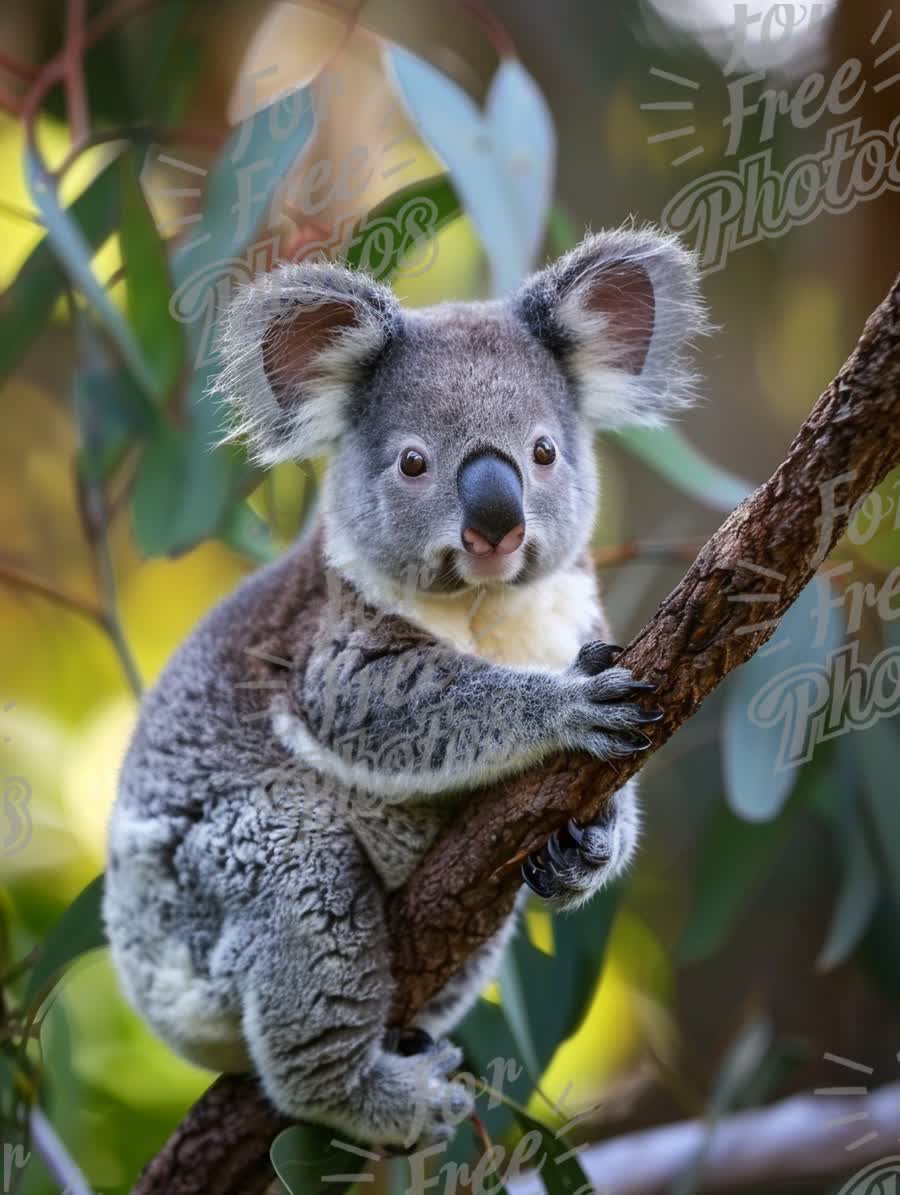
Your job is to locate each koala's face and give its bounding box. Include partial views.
[325,309,597,591]
[217,229,706,593]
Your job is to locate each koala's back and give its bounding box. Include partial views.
[103,533,332,1068]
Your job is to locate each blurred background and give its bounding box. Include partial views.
[0,0,898,1191]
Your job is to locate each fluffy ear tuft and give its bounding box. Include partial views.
[517,226,709,429]
[213,263,400,465]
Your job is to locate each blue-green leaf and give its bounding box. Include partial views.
[857,720,900,912]
[723,578,844,822]
[1,157,120,384]
[119,152,184,399]
[26,153,158,399]
[171,85,316,297]
[387,48,554,295]
[613,425,754,513]
[817,800,880,971]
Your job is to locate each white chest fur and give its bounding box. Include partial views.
[393,568,602,671]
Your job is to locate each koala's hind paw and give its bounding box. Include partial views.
[522,789,639,910]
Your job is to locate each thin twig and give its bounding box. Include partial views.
[64,0,90,148]
[0,86,21,117]
[0,558,105,625]
[0,50,37,83]
[591,539,704,568]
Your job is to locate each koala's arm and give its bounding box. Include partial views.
[281,596,654,799]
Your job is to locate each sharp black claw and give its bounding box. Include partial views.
[634,707,665,724]
[546,831,578,871]
[522,854,557,899]
[566,817,586,846]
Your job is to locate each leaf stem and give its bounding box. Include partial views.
[30,1105,94,1195]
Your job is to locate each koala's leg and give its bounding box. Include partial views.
[411,899,524,1042]
[237,835,473,1148]
[522,780,641,910]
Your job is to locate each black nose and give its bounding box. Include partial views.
[457,452,525,547]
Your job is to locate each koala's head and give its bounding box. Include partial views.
[216,229,706,594]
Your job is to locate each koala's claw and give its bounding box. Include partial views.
[565,817,610,865]
[521,853,561,900]
[522,794,638,910]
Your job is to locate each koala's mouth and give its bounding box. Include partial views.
[423,542,538,592]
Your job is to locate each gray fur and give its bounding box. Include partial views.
[104,229,705,1147]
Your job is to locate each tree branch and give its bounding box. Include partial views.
[509,1082,900,1194]
[132,274,900,1193]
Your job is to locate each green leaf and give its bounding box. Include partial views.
[171,85,316,295]
[723,578,844,822]
[613,425,754,513]
[25,875,107,1007]
[119,153,184,400]
[818,805,880,971]
[508,1106,592,1195]
[456,998,530,1144]
[270,1124,357,1195]
[73,362,155,482]
[218,500,275,563]
[550,887,620,1044]
[0,157,119,384]
[678,793,797,963]
[388,50,554,295]
[345,174,462,280]
[26,152,158,399]
[132,413,233,557]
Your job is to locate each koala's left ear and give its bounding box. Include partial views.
[516,227,708,428]
[214,262,400,465]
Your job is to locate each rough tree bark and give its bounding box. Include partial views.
[132,274,900,1195]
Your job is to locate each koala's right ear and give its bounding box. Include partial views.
[215,263,400,465]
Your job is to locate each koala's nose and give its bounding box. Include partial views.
[458,452,525,556]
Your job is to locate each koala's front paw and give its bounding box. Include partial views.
[557,640,662,760]
[522,787,640,909]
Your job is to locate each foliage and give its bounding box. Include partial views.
[0,3,897,1194]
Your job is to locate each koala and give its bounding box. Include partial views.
[103,227,705,1149]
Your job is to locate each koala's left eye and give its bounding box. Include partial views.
[399,448,428,477]
[533,437,556,466]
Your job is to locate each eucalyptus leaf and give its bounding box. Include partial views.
[857,720,900,913]
[678,792,797,963]
[817,802,880,971]
[508,1106,592,1195]
[612,425,754,513]
[345,174,462,280]
[26,153,158,399]
[387,48,554,295]
[120,153,184,400]
[270,1124,356,1195]
[722,578,844,822]
[0,157,119,384]
[25,875,107,1007]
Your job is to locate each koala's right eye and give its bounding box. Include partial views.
[399,448,428,478]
